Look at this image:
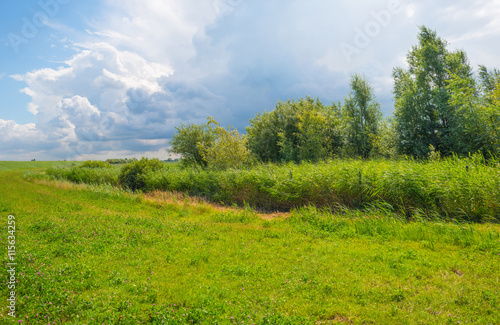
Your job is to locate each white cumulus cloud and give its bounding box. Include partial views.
[3,0,500,160]
[7,42,177,159]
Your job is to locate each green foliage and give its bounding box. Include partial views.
[80,160,111,168]
[169,117,251,170]
[200,117,252,170]
[46,165,120,186]
[445,68,500,158]
[105,158,138,165]
[47,156,500,222]
[428,144,441,161]
[169,122,216,167]
[140,157,500,222]
[393,26,474,157]
[0,161,74,172]
[372,118,398,159]
[478,65,500,95]
[246,97,343,163]
[342,74,383,158]
[118,157,164,191]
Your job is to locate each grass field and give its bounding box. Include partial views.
[1,161,500,324]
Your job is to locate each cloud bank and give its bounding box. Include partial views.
[2,0,500,160]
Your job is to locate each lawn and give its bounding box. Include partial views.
[0,161,499,324]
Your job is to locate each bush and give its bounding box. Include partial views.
[46,156,500,222]
[144,157,500,221]
[80,160,111,168]
[246,97,343,163]
[118,158,164,191]
[200,117,251,170]
[46,166,120,186]
[105,158,138,165]
[169,122,215,167]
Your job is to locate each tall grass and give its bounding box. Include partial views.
[44,156,500,222]
[289,205,500,253]
[45,164,121,186]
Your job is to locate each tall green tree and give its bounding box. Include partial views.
[169,122,215,167]
[446,68,500,157]
[372,117,398,159]
[246,97,343,163]
[478,65,500,96]
[170,117,251,169]
[393,26,473,157]
[342,74,382,159]
[200,117,251,170]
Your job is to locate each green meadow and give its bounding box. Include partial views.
[1,161,500,324]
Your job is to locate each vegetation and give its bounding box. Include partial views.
[46,164,121,187]
[1,162,500,324]
[118,158,164,191]
[246,97,343,163]
[168,28,498,169]
[105,158,138,165]
[342,74,382,158]
[80,160,111,169]
[199,117,251,170]
[0,161,74,173]
[45,155,500,222]
[169,122,216,167]
[393,26,500,158]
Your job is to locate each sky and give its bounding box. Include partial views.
[1,0,499,160]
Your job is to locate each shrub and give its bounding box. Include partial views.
[169,122,216,167]
[46,165,120,186]
[80,160,111,168]
[46,156,500,222]
[200,117,251,170]
[105,158,138,165]
[118,158,164,191]
[246,97,343,163]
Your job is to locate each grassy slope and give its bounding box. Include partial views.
[0,162,499,324]
[0,161,75,173]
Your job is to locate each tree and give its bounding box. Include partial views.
[295,103,341,162]
[119,158,164,191]
[446,68,500,157]
[246,97,343,163]
[393,26,473,157]
[200,117,251,170]
[169,122,215,167]
[342,74,382,159]
[170,117,251,170]
[478,65,500,96]
[372,117,398,159]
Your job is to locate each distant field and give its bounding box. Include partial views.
[0,161,499,324]
[0,161,75,172]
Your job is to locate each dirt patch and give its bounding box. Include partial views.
[144,190,290,220]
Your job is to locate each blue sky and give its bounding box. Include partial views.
[1,0,500,160]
